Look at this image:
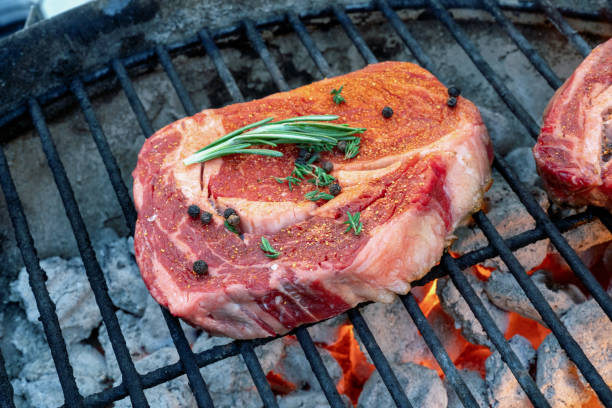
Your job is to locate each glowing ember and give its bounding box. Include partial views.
[323,324,375,405]
[473,264,495,281]
[505,312,551,349]
[266,370,297,396]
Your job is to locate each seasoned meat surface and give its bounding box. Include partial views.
[132,62,492,339]
[534,38,612,209]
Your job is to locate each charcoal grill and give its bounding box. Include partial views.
[1,0,612,407]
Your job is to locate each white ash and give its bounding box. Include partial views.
[97,237,149,316]
[452,171,550,273]
[557,218,612,256]
[357,362,447,408]
[486,335,535,408]
[192,333,285,408]
[306,314,348,344]
[360,297,430,365]
[537,299,612,407]
[277,390,351,408]
[113,347,195,408]
[445,369,487,408]
[479,107,532,156]
[275,340,342,392]
[9,256,102,345]
[98,310,145,382]
[437,273,508,347]
[505,147,541,188]
[484,269,586,325]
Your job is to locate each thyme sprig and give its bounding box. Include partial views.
[276,162,336,190]
[331,86,345,105]
[344,138,361,159]
[305,189,335,201]
[343,211,363,235]
[183,115,365,165]
[260,237,280,259]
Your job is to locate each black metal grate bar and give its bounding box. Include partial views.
[423,0,612,322]
[239,342,279,408]
[70,79,138,233]
[399,293,480,408]
[156,45,198,116]
[536,0,592,57]
[426,0,540,137]
[243,19,290,92]
[286,12,334,78]
[28,98,150,407]
[0,145,84,407]
[333,5,378,65]
[442,254,551,408]
[295,328,346,407]
[377,0,436,73]
[112,59,155,138]
[198,29,245,103]
[0,344,16,408]
[473,210,612,405]
[348,309,413,408]
[481,0,563,89]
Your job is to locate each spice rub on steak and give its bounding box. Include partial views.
[534,38,612,209]
[132,62,492,339]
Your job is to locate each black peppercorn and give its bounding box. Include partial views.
[447,97,457,108]
[200,211,212,224]
[447,86,461,97]
[329,183,342,196]
[227,213,240,227]
[187,205,200,219]
[295,157,307,166]
[382,106,393,118]
[321,161,333,173]
[223,208,236,219]
[298,148,312,162]
[193,260,208,275]
[337,140,347,152]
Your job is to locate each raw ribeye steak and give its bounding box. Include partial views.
[534,38,612,209]
[133,62,492,339]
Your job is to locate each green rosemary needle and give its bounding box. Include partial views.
[260,237,280,259]
[183,115,365,165]
[343,211,363,235]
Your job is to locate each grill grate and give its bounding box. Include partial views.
[1,1,611,407]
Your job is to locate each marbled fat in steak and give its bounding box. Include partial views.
[534,38,612,209]
[132,62,492,339]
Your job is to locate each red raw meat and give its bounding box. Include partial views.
[534,38,612,209]
[132,62,492,339]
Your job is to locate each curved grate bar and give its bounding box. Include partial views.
[112,59,155,138]
[473,210,612,405]
[29,98,150,407]
[442,254,551,407]
[0,145,84,407]
[198,29,245,103]
[348,309,413,408]
[332,5,378,65]
[287,11,334,78]
[243,19,290,92]
[399,293,480,408]
[156,45,198,116]
[0,336,16,407]
[239,342,279,408]
[295,328,346,407]
[536,0,592,57]
[481,0,563,89]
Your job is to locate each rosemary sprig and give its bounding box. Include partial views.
[344,137,360,159]
[306,166,336,187]
[259,237,280,259]
[183,115,365,165]
[276,162,336,190]
[343,211,363,235]
[305,189,334,201]
[331,86,345,105]
[224,220,239,234]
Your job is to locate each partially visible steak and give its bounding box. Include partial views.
[534,38,612,209]
[132,62,492,339]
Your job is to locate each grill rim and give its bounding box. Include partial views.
[1,1,611,407]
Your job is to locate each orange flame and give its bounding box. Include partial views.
[473,264,495,281]
[323,324,375,405]
[420,280,440,318]
[266,370,297,396]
